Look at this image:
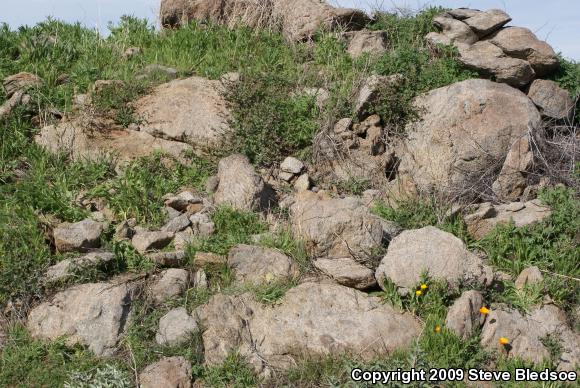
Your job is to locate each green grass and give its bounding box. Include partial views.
[1,7,579,387]
[0,324,128,388]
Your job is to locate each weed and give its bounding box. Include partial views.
[200,352,258,387]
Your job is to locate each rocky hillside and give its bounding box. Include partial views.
[0,1,579,386]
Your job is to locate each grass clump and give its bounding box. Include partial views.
[0,324,125,387]
[89,154,213,226]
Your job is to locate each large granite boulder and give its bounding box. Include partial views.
[396,79,541,198]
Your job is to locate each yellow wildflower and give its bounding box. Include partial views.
[420,284,428,290]
[479,306,490,315]
[499,337,510,345]
[415,290,422,296]
[434,325,441,333]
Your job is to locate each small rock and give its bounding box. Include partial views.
[142,64,178,79]
[333,118,353,134]
[280,157,304,175]
[149,269,189,304]
[344,29,389,58]
[53,219,105,253]
[465,199,551,239]
[528,79,574,120]
[375,226,493,293]
[3,72,43,98]
[165,191,203,212]
[131,230,174,254]
[314,257,376,289]
[193,269,208,289]
[114,219,136,241]
[445,290,485,339]
[294,173,311,192]
[156,307,198,346]
[514,266,544,289]
[278,171,295,182]
[492,136,533,201]
[44,251,115,283]
[194,252,226,267]
[189,213,215,236]
[227,245,298,285]
[146,250,186,267]
[463,9,511,37]
[214,154,273,211]
[173,228,194,250]
[205,175,220,193]
[139,356,193,388]
[162,214,191,234]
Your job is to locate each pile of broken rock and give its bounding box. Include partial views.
[2,2,577,386]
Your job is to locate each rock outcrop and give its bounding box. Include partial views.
[196,282,421,372]
[445,290,485,339]
[464,199,551,239]
[27,278,142,356]
[528,79,574,120]
[134,76,231,154]
[480,304,580,371]
[427,9,559,87]
[396,79,542,199]
[227,244,298,285]
[160,0,370,42]
[289,191,385,260]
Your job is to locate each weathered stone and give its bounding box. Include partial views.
[458,41,535,87]
[228,244,298,285]
[214,154,272,211]
[27,279,142,356]
[160,0,275,30]
[156,307,198,346]
[344,29,389,58]
[514,266,544,289]
[53,219,105,253]
[272,0,369,42]
[492,136,534,200]
[114,219,136,241]
[375,226,493,293]
[447,8,481,20]
[445,290,485,339]
[164,191,203,212]
[174,228,194,250]
[314,257,376,289]
[463,9,511,37]
[147,250,187,267]
[433,13,478,44]
[162,214,191,234]
[196,282,421,372]
[293,173,311,192]
[480,305,580,370]
[528,79,574,120]
[189,213,215,236]
[134,76,231,155]
[35,119,193,165]
[139,356,193,388]
[465,199,551,239]
[149,269,189,304]
[44,251,115,283]
[194,252,227,267]
[397,79,541,197]
[280,156,304,175]
[490,27,559,76]
[160,0,369,42]
[193,269,208,289]
[289,191,385,260]
[3,72,43,97]
[131,230,174,254]
[333,118,353,134]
